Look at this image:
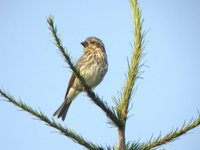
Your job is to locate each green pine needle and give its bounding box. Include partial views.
[0,89,104,150]
[118,0,145,122]
[142,116,200,149]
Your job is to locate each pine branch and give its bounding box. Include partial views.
[0,89,104,150]
[142,115,200,150]
[120,0,144,122]
[47,16,123,128]
[117,0,144,149]
[126,141,144,150]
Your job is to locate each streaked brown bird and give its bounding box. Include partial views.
[53,37,108,121]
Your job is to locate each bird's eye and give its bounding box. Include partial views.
[90,41,96,44]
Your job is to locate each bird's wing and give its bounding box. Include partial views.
[64,73,76,100]
[64,54,85,100]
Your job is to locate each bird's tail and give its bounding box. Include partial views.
[53,88,79,121]
[53,101,72,121]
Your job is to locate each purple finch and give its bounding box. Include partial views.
[53,37,108,121]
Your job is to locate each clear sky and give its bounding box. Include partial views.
[0,0,200,150]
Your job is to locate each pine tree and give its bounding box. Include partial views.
[1,0,200,149]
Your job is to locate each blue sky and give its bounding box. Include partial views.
[1,0,200,149]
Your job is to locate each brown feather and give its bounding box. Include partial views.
[64,73,76,101]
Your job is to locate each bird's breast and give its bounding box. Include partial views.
[79,53,107,88]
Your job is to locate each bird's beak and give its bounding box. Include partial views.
[81,41,88,47]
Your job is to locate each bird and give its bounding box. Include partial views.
[53,37,108,121]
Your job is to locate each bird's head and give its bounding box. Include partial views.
[81,37,105,53]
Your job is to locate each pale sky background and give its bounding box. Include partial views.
[0,0,200,150]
